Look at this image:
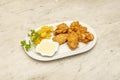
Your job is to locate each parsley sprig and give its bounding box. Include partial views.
[20,40,31,51]
[21,29,40,51]
[28,30,41,43]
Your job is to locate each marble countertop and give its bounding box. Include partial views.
[0,0,120,80]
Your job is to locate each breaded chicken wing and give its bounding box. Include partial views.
[85,32,94,41]
[52,34,68,44]
[76,31,86,42]
[77,31,94,43]
[79,26,87,33]
[54,23,68,35]
[70,21,82,32]
[67,32,79,49]
[52,21,94,50]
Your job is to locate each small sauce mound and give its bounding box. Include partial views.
[36,39,59,56]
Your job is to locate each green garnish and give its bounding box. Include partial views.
[21,29,39,51]
[28,30,35,37]
[32,33,40,42]
[20,40,31,51]
[21,26,53,51]
[28,29,41,44]
[21,40,26,46]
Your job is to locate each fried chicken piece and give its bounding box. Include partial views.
[70,21,88,32]
[77,31,94,43]
[79,26,87,33]
[67,32,79,49]
[70,21,82,32]
[52,34,68,44]
[76,31,86,42]
[85,32,94,41]
[54,23,68,35]
[68,28,73,33]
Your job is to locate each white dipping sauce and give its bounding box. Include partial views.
[36,39,59,56]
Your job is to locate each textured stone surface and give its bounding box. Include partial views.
[0,0,120,80]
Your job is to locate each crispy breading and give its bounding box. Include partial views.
[77,31,94,43]
[70,21,81,32]
[52,34,68,44]
[76,31,86,42]
[70,21,94,43]
[79,26,87,33]
[54,23,68,35]
[85,32,94,41]
[67,31,79,49]
[52,21,94,50]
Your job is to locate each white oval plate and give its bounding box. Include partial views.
[24,21,97,61]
